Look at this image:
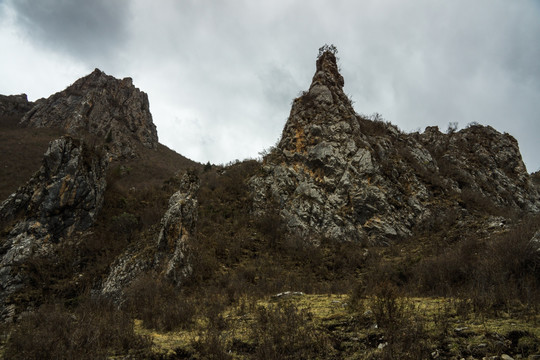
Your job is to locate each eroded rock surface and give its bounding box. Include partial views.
[20,69,158,158]
[0,136,108,320]
[250,51,540,244]
[100,172,199,303]
[155,171,199,284]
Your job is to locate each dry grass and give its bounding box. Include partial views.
[0,115,64,200]
[130,293,540,359]
[3,300,151,360]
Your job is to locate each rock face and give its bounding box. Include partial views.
[155,171,199,284]
[0,94,34,118]
[100,171,199,303]
[417,125,537,211]
[20,69,158,158]
[250,50,540,244]
[0,136,108,320]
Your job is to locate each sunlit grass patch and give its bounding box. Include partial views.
[134,293,540,359]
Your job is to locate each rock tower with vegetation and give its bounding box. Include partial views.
[251,46,539,244]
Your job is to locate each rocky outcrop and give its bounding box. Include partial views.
[532,171,540,193]
[0,94,34,118]
[418,125,538,211]
[155,171,199,284]
[100,171,199,303]
[0,136,108,320]
[250,50,540,244]
[97,244,154,305]
[20,69,158,158]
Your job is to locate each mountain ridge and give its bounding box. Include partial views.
[20,68,158,159]
[0,47,539,359]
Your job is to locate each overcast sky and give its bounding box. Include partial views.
[1,0,539,172]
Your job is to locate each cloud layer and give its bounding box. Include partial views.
[1,0,539,171]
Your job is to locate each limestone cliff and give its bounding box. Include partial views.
[20,69,158,158]
[250,50,540,244]
[155,171,199,284]
[0,136,108,320]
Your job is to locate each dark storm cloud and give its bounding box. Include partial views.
[8,0,131,61]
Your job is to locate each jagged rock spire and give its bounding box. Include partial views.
[276,47,359,157]
[250,47,540,244]
[312,51,344,89]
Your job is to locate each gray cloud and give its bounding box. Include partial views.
[7,0,131,63]
[1,0,539,171]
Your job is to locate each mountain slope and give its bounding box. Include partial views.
[0,71,200,321]
[1,48,539,359]
[251,49,539,244]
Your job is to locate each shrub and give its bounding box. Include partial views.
[110,212,140,240]
[357,113,390,137]
[413,236,481,295]
[192,328,232,360]
[366,283,430,359]
[124,273,196,331]
[318,44,338,58]
[370,282,408,332]
[250,303,333,359]
[412,214,540,314]
[446,121,458,134]
[4,300,150,360]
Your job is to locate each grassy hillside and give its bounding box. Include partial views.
[0,114,64,201]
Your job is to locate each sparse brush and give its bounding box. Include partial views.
[124,273,196,331]
[250,302,333,359]
[4,300,150,360]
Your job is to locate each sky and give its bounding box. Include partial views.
[1,1,539,172]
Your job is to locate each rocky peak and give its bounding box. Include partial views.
[0,94,34,118]
[251,47,540,244]
[313,50,344,89]
[74,68,135,92]
[20,69,158,158]
[277,50,358,158]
